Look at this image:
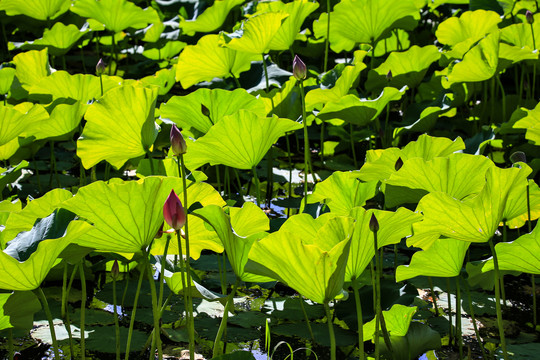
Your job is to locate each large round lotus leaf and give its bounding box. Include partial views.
[0,67,16,95]
[498,43,538,69]
[256,0,319,51]
[142,41,186,61]
[70,0,160,33]
[140,67,176,96]
[366,45,441,92]
[30,101,86,140]
[175,34,259,89]
[514,103,540,145]
[18,22,89,56]
[0,103,48,146]
[435,10,501,59]
[184,110,302,170]
[220,12,289,54]
[447,31,500,85]
[179,0,244,36]
[372,29,411,57]
[363,304,417,340]
[12,49,51,91]
[312,0,419,52]
[504,180,540,229]
[0,0,69,20]
[77,85,159,169]
[160,88,266,137]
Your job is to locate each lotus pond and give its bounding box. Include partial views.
[1,0,540,359]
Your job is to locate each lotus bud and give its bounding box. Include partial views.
[154,222,164,238]
[510,151,527,164]
[527,10,534,25]
[386,70,393,82]
[201,104,210,117]
[293,55,307,81]
[369,213,379,232]
[170,124,187,156]
[96,58,106,75]
[111,260,119,280]
[163,189,186,230]
[395,157,404,171]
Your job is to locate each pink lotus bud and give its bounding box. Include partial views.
[96,58,106,75]
[111,260,119,280]
[527,10,534,25]
[163,189,186,230]
[369,213,379,232]
[170,124,187,156]
[293,55,307,81]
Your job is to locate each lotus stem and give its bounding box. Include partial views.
[533,275,537,328]
[299,80,315,208]
[262,54,275,208]
[217,253,226,295]
[213,278,240,357]
[252,166,262,207]
[99,73,104,97]
[373,227,393,356]
[125,263,145,360]
[488,237,508,360]
[80,261,87,360]
[455,276,463,360]
[285,133,293,217]
[113,269,121,360]
[496,76,507,121]
[446,277,453,347]
[464,277,487,358]
[370,261,380,359]
[298,296,315,343]
[352,280,365,360]
[427,277,439,316]
[324,0,331,72]
[144,250,162,360]
[349,123,358,169]
[8,328,13,360]
[158,236,171,311]
[324,302,336,360]
[62,262,76,357]
[36,287,60,359]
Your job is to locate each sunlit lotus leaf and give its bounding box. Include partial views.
[372,29,411,57]
[0,199,21,225]
[305,52,367,111]
[142,41,186,61]
[312,0,419,52]
[498,43,538,68]
[62,177,223,254]
[247,216,354,303]
[358,134,465,182]
[0,0,70,20]
[309,172,378,215]
[193,203,273,282]
[0,162,27,199]
[447,32,500,85]
[483,223,540,274]
[13,49,51,90]
[140,67,176,96]
[505,180,540,229]
[396,238,470,281]
[254,0,319,51]
[435,10,501,59]
[0,291,41,331]
[175,34,259,88]
[77,85,158,169]
[410,165,530,245]
[0,67,16,95]
[179,0,244,36]
[0,219,91,291]
[366,45,441,92]
[185,110,302,170]
[317,86,407,126]
[514,103,540,145]
[346,207,421,282]
[501,12,540,50]
[28,102,86,140]
[363,304,417,340]
[0,103,49,146]
[220,12,289,54]
[160,88,266,137]
[70,0,160,33]
[19,22,89,56]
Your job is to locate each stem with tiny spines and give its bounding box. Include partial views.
[299,296,315,343]
[213,278,240,357]
[36,287,60,359]
[488,237,508,360]
[352,280,365,360]
[324,302,336,360]
[125,264,145,360]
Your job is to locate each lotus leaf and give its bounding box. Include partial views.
[247,216,354,303]
[70,0,160,33]
[29,102,86,140]
[18,22,89,56]
[504,179,540,229]
[0,199,21,225]
[77,85,159,169]
[0,67,16,95]
[179,0,245,36]
[312,0,419,52]
[0,291,41,331]
[498,43,538,68]
[142,41,186,61]
[184,110,302,170]
[0,103,49,146]
[160,88,266,137]
[363,304,417,339]
[500,13,540,51]
[140,67,177,96]
[175,34,259,88]
[12,49,51,91]
[372,29,411,57]
[0,0,70,20]
[514,103,540,145]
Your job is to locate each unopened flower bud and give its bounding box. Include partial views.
[395,157,404,171]
[201,104,210,117]
[111,260,119,280]
[96,58,106,75]
[527,10,534,25]
[170,124,187,156]
[163,189,186,230]
[293,55,307,81]
[386,70,393,82]
[369,213,379,233]
[510,151,527,164]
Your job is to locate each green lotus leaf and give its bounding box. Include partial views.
[0,291,41,331]
[175,34,259,89]
[358,134,465,182]
[365,45,441,92]
[142,41,187,61]
[160,88,266,137]
[257,76,300,119]
[246,216,354,303]
[498,43,538,67]
[308,172,378,215]
[179,0,244,36]
[346,207,421,282]
[0,103,49,146]
[62,177,223,254]
[192,203,273,282]
[317,86,407,126]
[500,13,540,51]
[447,31,500,85]
[305,52,367,111]
[372,29,411,57]
[140,67,176,96]
[77,85,158,169]
[363,304,417,340]
[0,219,91,291]
[0,67,16,95]
[410,165,530,245]
[19,22,89,56]
[396,238,470,281]
[13,49,51,91]
[27,101,86,141]
[514,103,540,145]
[70,0,160,33]
[255,0,319,51]
[312,0,419,52]
[220,12,289,54]
[505,179,540,229]
[0,0,69,20]
[435,10,501,59]
[482,223,540,274]
[0,199,21,225]
[184,110,302,170]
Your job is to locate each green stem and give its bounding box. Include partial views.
[370,262,379,359]
[299,80,314,208]
[464,278,487,358]
[455,277,463,360]
[62,262,75,357]
[320,121,325,162]
[125,265,145,360]
[428,277,439,316]
[324,0,331,72]
[446,277,453,347]
[216,165,222,195]
[252,166,262,207]
[144,251,162,360]
[113,272,121,360]
[299,296,315,343]
[496,75,507,121]
[324,302,336,360]
[8,328,13,360]
[352,281,365,360]
[488,237,508,360]
[374,229,393,356]
[80,261,87,360]
[285,133,293,218]
[262,54,275,207]
[217,253,226,295]
[349,123,358,169]
[213,279,240,357]
[533,274,537,328]
[36,287,60,359]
